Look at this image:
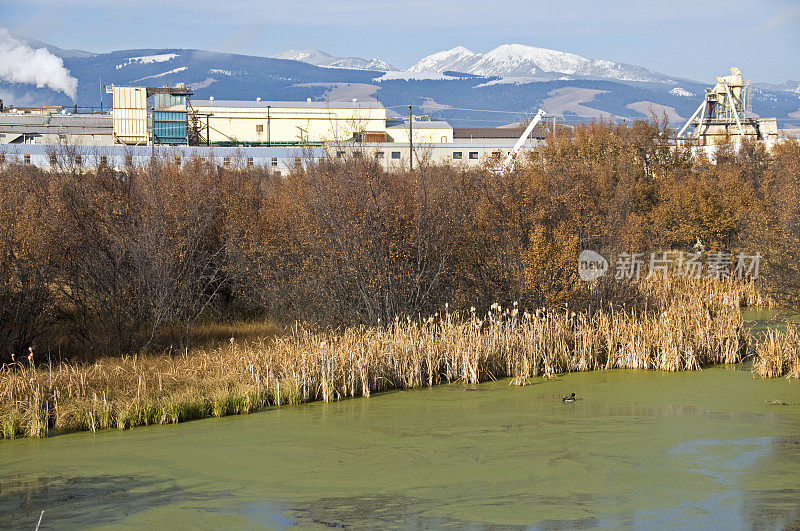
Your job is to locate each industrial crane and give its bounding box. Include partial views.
[500,108,546,171]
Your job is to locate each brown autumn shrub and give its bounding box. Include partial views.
[0,164,58,363]
[0,120,798,361]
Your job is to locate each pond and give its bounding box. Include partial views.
[1,363,799,528]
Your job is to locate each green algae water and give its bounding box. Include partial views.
[2,366,800,528]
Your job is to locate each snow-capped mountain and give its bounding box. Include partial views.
[408,46,482,75]
[271,49,396,71]
[669,87,695,97]
[5,36,799,129]
[408,44,672,83]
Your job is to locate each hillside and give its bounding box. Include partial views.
[2,41,799,128]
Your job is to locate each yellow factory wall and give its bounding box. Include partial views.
[190,105,387,144]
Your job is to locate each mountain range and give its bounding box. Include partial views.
[406,45,673,83]
[2,37,799,129]
[270,49,397,72]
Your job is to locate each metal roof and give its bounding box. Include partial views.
[0,113,112,135]
[454,127,547,139]
[190,100,384,110]
[386,120,453,130]
[0,114,50,126]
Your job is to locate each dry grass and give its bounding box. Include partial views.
[753,325,800,379]
[1,278,753,439]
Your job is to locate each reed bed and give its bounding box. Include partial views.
[636,275,765,310]
[1,295,748,439]
[753,325,800,379]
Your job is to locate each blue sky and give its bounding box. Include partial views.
[2,0,798,83]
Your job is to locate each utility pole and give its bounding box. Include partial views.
[408,105,413,172]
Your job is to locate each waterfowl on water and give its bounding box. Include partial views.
[562,393,576,403]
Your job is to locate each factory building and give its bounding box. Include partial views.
[326,138,543,169]
[0,144,321,173]
[386,119,454,144]
[677,67,779,146]
[0,82,552,169]
[188,99,387,145]
[0,113,112,145]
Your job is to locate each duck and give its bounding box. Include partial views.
[562,393,576,403]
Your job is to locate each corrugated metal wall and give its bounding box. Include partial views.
[153,111,188,145]
[111,86,147,145]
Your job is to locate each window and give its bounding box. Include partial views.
[75,154,82,166]
[174,156,181,165]
[491,151,501,160]
[49,153,57,166]
[294,157,302,166]
[100,155,108,166]
[256,124,264,133]
[452,152,462,160]
[391,151,401,159]
[223,156,230,167]
[271,157,278,168]
[441,136,448,143]
[336,151,346,159]
[469,152,479,160]
[247,157,254,168]
[375,151,384,159]
[125,155,134,166]
[24,154,31,164]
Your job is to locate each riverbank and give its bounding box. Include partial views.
[0,296,761,439]
[3,278,796,440]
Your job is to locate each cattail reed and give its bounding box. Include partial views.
[753,325,800,379]
[0,285,754,439]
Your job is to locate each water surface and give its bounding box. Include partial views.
[1,365,799,528]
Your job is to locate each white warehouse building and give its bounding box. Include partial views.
[189,99,389,145]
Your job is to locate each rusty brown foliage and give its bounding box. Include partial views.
[0,121,798,361]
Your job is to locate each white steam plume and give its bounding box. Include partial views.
[0,27,78,101]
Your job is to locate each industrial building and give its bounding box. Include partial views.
[386,119,454,144]
[0,81,553,170]
[0,144,320,173]
[0,135,546,173]
[0,113,112,145]
[189,99,387,145]
[326,139,542,168]
[677,67,779,146]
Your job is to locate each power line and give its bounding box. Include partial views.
[385,104,536,115]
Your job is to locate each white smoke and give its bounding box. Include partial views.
[0,27,78,101]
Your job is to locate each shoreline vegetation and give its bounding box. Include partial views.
[3,278,798,440]
[3,122,800,439]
